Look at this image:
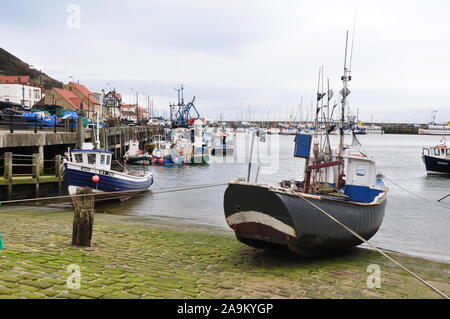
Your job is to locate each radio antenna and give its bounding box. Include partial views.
[349,6,357,73]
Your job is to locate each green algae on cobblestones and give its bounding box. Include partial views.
[0,207,449,299]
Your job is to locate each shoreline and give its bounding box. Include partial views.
[0,206,449,299]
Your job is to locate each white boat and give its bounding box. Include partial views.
[418,125,450,136]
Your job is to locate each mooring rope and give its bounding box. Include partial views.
[298,195,449,299]
[0,183,229,205]
[384,176,450,210]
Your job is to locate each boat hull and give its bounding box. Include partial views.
[64,163,153,200]
[422,155,450,175]
[224,182,387,255]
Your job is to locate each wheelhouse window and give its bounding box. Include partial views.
[106,155,111,165]
[100,154,106,165]
[87,153,97,164]
[74,154,83,163]
[434,148,440,156]
[447,149,450,156]
[356,165,366,176]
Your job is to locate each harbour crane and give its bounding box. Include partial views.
[170,85,201,128]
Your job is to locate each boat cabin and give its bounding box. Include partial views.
[69,143,113,170]
[423,144,450,159]
[340,151,383,203]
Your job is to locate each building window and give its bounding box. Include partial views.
[34,90,40,99]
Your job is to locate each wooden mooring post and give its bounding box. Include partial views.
[4,152,12,200]
[32,154,41,198]
[71,187,94,247]
[55,154,62,193]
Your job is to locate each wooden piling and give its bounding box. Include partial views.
[55,154,62,193]
[32,154,40,198]
[4,152,12,200]
[71,187,94,247]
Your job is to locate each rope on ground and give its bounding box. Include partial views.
[298,195,449,299]
[384,176,450,210]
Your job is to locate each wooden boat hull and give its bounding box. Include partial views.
[224,182,387,256]
[422,155,450,175]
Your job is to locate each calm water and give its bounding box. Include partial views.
[99,134,450,262]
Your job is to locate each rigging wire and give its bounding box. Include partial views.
[384,176,450,211]
[298,194,449,299]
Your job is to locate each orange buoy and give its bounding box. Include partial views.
[92,175,100,183]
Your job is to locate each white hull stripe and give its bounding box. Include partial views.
[226,211,296,237]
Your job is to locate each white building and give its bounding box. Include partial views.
[0,76,43,108]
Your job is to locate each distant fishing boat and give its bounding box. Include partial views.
[223,33,388,256]
[150,135,186,166]
[124,140,151,165]
[422,138,450,175]
[363,125,384,134]
[211,131,234,156]
[64,142,153,200]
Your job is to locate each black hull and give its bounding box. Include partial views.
[422,155,450,175]
[223,182,387,256]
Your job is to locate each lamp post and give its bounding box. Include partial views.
[88,93,98,121]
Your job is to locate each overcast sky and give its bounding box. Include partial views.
[1,0,449,123]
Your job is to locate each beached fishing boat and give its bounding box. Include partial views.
[64,142,153,199]
[124,140,151,165]
[422,138,450,175]
[223,33,388,256]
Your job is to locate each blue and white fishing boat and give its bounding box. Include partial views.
[223,33,388,256]
[64,142,153,200]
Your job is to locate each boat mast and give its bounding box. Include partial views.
[337,31,351,187]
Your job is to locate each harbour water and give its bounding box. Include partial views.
[99,134,450,263]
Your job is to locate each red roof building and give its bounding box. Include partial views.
[36,87,88,112]
[0,75,30,85]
